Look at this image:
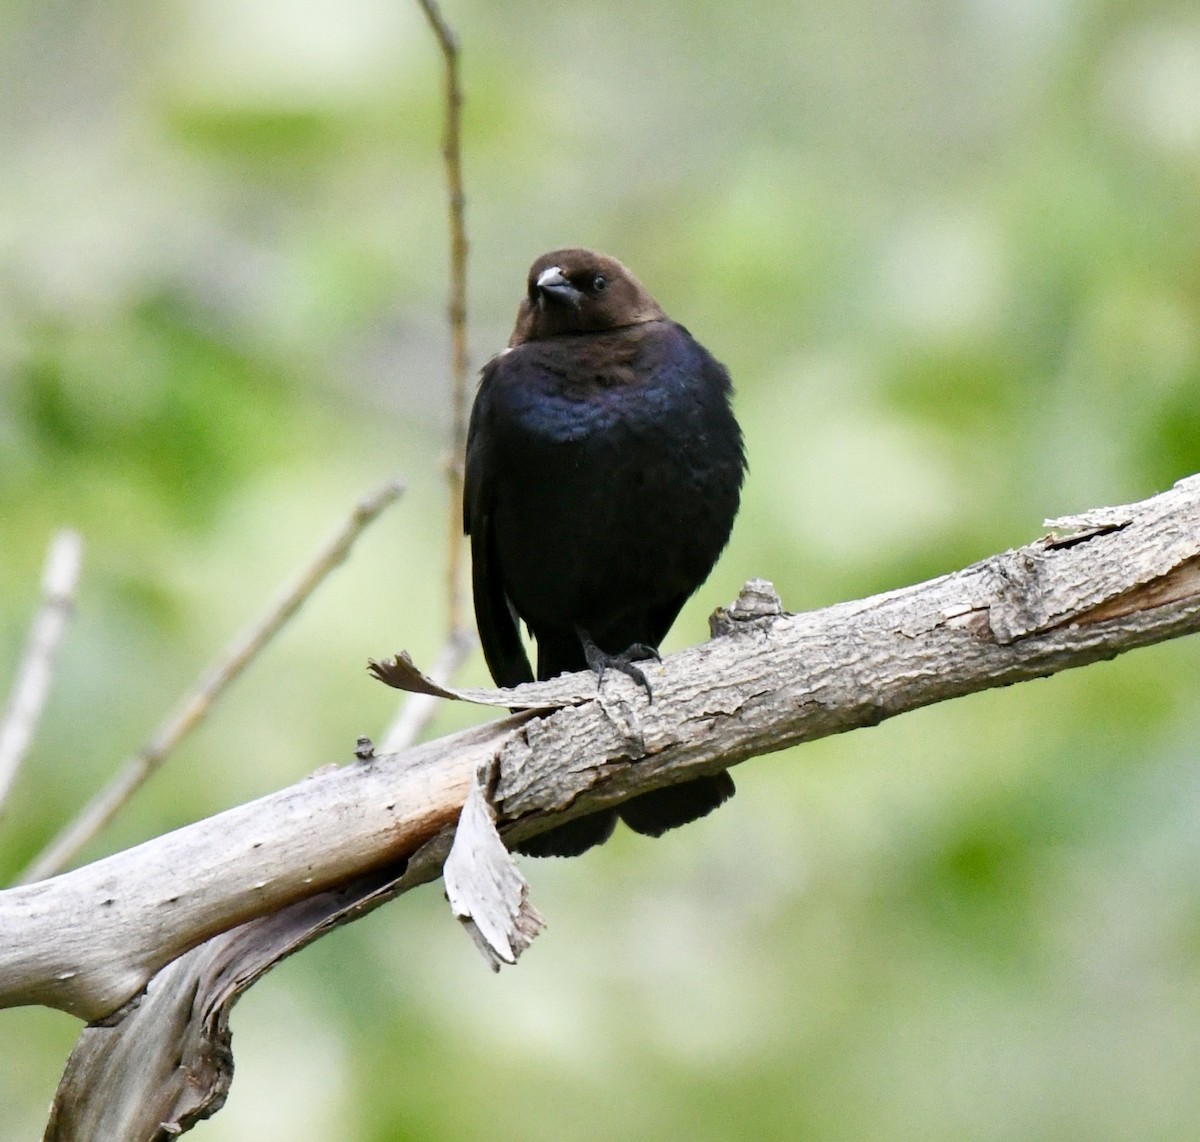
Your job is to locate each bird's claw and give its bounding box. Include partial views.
[578,631,659,701]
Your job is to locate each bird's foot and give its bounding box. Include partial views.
[577,630,660,700]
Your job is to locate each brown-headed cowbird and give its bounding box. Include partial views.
[464,248,746,857]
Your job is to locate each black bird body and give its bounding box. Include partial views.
[470,324,742,678]
[464,249,746,856]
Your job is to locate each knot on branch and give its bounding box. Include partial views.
[709,578,785,638]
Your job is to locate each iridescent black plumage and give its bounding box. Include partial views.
[465,249,746,856]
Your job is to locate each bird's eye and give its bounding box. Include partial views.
[592,274,607,293]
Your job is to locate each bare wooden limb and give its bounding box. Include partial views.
[39,829,457,1141]
[41,761,515,1139]
[4,475,1200,1031]
[18,479,405,885]
[41,821,459,1141]
[1,715,506,1020]
[0,529,83,818]
[42,859,413,1142]
[418,0,471,638]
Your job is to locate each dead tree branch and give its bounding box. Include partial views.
[3,474,1199,1028]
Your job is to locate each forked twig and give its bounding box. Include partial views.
[18,479,405,884]
[0,530,83,818]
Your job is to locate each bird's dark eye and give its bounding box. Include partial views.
[592,274,607,293]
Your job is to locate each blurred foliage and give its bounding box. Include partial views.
[2,0,1200,1138]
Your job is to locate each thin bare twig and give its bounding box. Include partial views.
[18,478,405,885]
[418,0,471,638]
[0,530,83,819]
[378,625,475,754]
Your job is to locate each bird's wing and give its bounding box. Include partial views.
[464,367,535,688]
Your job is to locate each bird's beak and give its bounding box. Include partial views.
[535,266,582,308]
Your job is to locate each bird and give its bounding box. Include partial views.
[464,248,746,857]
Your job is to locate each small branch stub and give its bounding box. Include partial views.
[709,577,786,637]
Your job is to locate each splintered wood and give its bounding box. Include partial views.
[444,764,545,970]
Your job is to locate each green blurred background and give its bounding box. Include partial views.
[3,0,1200,1138]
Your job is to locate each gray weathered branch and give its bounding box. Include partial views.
[3,475,1200,1031]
